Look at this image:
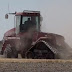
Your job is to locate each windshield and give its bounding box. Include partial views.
[15,15,40,34]
[20,16,40,32]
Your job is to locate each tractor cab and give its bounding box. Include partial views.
[6,10,41,35]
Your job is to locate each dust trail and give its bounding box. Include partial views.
[18,23,36,55]
[55,36,72,59]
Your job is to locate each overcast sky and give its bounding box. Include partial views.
[0,0,72,47]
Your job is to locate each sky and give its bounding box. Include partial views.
[0,0,72,47]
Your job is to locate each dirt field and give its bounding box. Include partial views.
[0,59,72,72]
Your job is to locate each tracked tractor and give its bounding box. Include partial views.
[1,10,72,59]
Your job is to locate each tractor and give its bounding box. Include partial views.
[1,10,72,59]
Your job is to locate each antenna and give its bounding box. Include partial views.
[8,3,10,13]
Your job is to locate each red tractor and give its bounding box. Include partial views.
[1,10,71,59]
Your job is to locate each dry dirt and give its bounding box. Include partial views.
[0,59,72,72]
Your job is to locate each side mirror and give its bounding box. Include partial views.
[5,14,8,19]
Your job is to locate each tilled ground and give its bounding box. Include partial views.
[0,59,72,72]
